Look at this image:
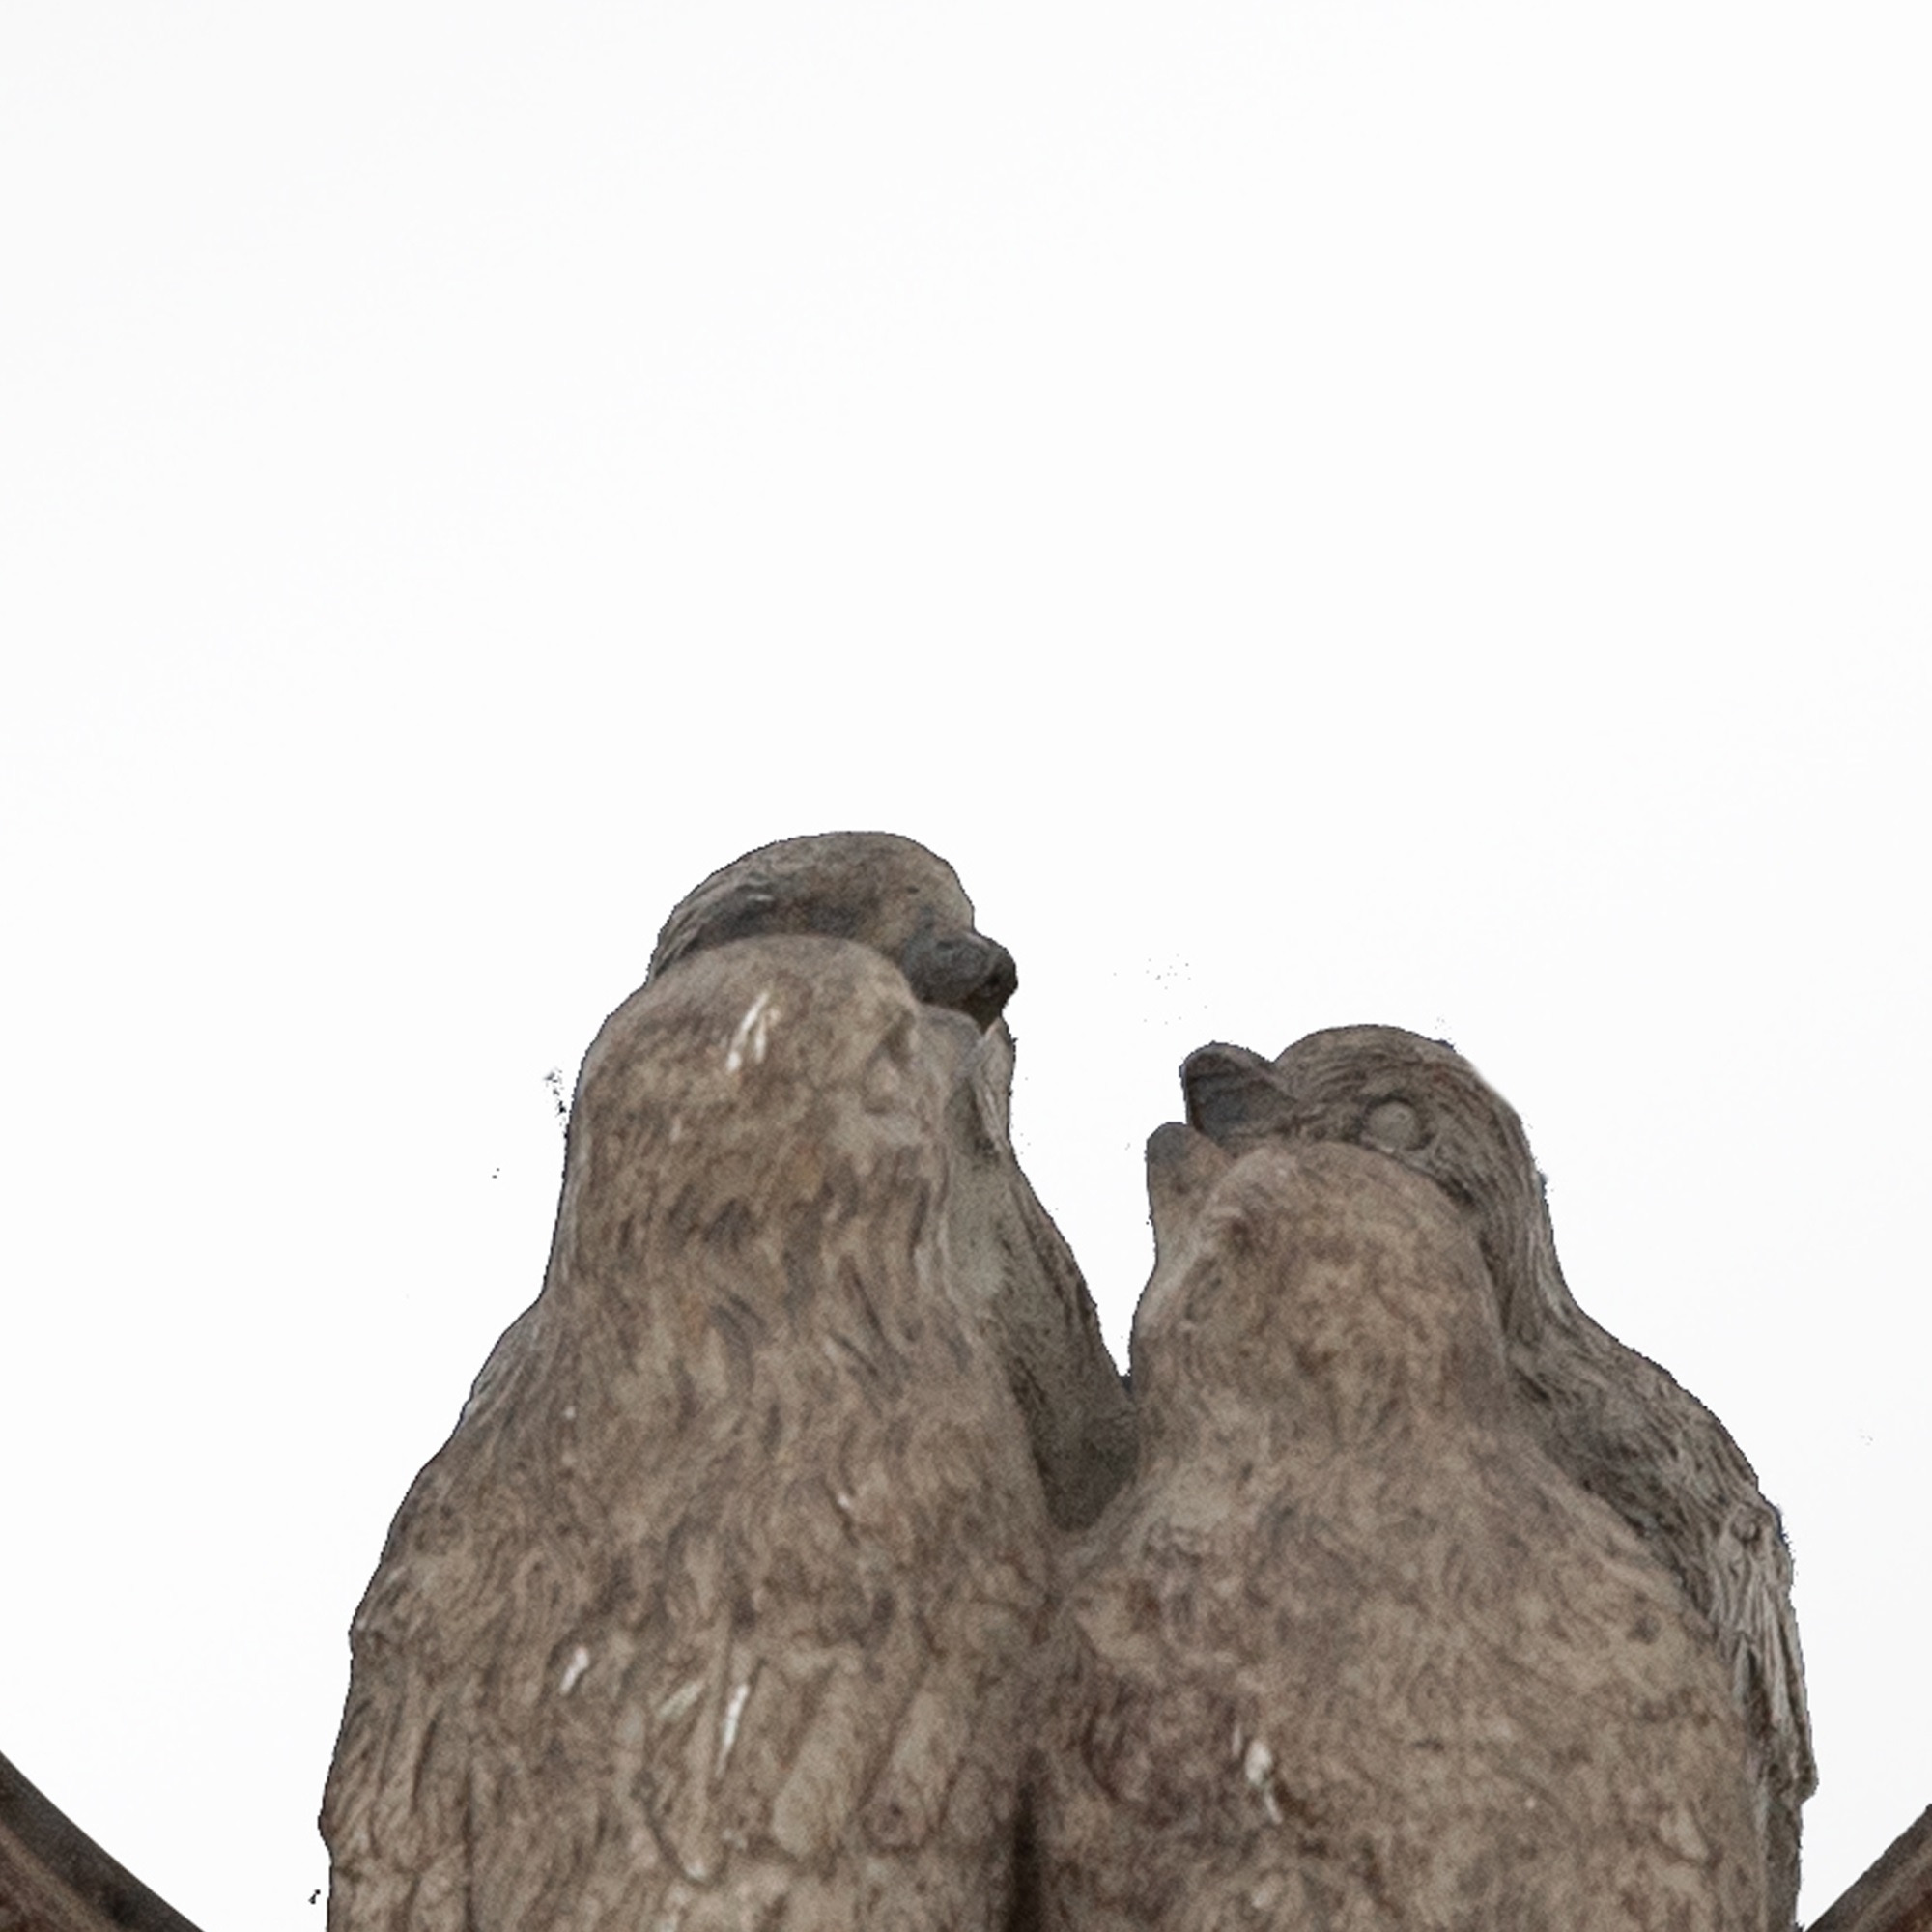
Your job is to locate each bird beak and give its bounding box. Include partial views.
[1180,1042,1291,1146]
[899,927,1019,1031]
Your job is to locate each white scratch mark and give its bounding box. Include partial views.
[717,1676,753,1775]
[724,991,776,1073]
[1243,1737,1283,1825]
[835,1491,855,1516]
[558,1644,591,1695]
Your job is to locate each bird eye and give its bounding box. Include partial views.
[1361,1099,1425,1152]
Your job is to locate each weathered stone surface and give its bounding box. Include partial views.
[1181,1024,1813,1930]
[649,832,1134,1529]
[323,939,1054,1930]
[1039,1136,1767,1932]
[0,1751,202,1932]
[321,849,1816,1929]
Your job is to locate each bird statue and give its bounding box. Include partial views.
[646,831,1134,1529]
[323,937,1054,1930]
[1037,1129,1768,1931]
[1179,1024,1813,1929]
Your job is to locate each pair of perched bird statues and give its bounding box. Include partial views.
[320,833,1814,1932]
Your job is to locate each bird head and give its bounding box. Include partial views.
[1179,1024,1571,1347]
[649,831,1017,1031]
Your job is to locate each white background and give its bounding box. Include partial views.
[3,4,1927,1925]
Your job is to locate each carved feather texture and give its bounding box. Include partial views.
[1181,1025,1812,1930]
[1040,1137,1767,1932]
[322,938,1053,1930]
[646,831,1134,1528]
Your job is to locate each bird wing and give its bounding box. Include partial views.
[1514,1313,1815,1928]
